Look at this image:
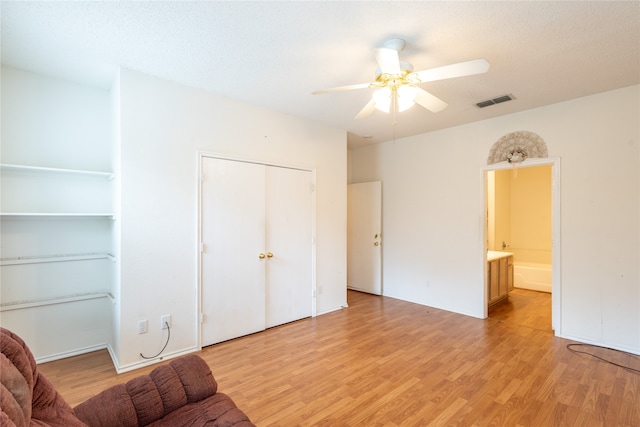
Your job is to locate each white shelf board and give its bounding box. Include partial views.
[0,212,114,218]
[0,163,114,179]
[1,252,115,266]
[0,292,113,312]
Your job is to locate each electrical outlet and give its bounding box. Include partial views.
[161,315,171,330]
[138,320,148,334]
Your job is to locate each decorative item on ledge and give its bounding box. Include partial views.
[507,150,527,163]
[487,131,548,165]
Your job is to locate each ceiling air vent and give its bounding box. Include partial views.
[475,94,515,108]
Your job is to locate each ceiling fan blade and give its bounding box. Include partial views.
[413,59,490,83]
[312,82,372,95]
[354,99,376,120]
[414,87,448,113]
[375,48,401,75]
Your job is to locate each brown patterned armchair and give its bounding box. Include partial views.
[1,327,254,427]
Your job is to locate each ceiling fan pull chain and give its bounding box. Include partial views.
[391,88,399,126]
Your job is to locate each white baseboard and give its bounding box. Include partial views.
[114,346,200,374]
[35,343,108,365]
[556,332,640,356]
[315,305,347,316]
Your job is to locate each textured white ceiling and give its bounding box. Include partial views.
[2,1,639,147]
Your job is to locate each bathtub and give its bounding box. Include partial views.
[514,262,551,293]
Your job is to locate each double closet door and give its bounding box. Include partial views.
[200,157,313,347]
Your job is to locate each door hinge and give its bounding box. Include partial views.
[200,173,204,182]
[199,313,204,323]
[200,243,206,253]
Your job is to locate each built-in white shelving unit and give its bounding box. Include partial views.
[0,162,115,360]
[0,162,115,284]
[0,67,115,362]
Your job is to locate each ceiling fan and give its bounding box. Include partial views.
[312,38,490,121]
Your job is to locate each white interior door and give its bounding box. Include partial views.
[201,158,266,346]
[265,166,313,328]
[347,181,382,295]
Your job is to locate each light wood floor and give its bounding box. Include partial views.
[39,290,639,426]
[489,287,552,332]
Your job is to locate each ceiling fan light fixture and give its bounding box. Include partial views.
[397,85,417,111]
[373,85,417,113]
[373,87,392,112]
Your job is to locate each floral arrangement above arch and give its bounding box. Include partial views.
[487,131,548,165]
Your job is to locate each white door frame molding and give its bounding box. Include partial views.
[481,157,561,334]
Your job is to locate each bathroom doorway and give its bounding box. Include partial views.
[482,158,561,333]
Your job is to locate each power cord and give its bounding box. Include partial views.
[140,322,170,360]
[567,343,640,374]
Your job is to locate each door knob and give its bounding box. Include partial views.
[374,242,379,246]
[258,253,266,259]
[267,252,274,258]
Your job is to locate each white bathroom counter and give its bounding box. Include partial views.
[487,250,514,262]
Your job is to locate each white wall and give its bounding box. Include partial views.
[350,85,640,354]
[1,67,112,170]
[116,69,347,370]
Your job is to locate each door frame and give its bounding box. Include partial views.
[196,151,317,349]
[481,157,561,333]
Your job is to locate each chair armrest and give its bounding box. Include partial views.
[74,355,217,427]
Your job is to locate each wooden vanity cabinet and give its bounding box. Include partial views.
[488,254,513,306]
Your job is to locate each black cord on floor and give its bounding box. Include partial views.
[140,322,170,359]
[567,343,640,374]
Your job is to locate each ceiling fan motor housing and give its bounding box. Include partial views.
[383,38,406,52]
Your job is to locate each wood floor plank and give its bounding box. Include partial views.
[37,289,640,426]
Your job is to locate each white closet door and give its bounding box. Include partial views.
[265,166,313,328]
[201,158,266,346]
